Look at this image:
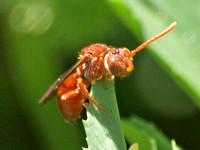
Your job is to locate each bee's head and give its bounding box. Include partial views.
[106,47,134,77]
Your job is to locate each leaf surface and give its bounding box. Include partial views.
[83,80,126,150]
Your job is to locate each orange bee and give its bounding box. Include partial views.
[39,22,176,122]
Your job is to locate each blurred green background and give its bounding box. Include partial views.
[0,0,200,149]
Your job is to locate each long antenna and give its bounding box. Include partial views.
[129,22,177,58]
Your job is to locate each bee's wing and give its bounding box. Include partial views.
[39,58,84,104]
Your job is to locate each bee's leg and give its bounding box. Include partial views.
[82,101,90,107]
[104,75,108,89]
[109,74,115,86]
[98,54,108,89]
[77,80,112,113]
[99,54,107,74]
[60,89,79,101]
[97,75,103,80]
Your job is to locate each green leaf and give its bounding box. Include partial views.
[171,139,181,150]
[83,80,126,150]
[122,117,172,150]
[104,0,200,107]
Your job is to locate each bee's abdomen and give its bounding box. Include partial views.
[57,72,85,122]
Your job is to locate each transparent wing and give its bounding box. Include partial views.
[39,58,84,104]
